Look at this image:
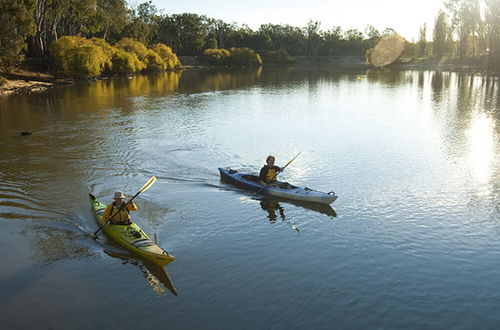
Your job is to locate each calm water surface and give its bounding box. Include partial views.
[1,67,499,329]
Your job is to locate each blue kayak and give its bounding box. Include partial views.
[218,167,338,205]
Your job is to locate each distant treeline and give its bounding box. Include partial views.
[1,0,499,74]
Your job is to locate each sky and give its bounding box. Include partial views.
[148,0,445,41]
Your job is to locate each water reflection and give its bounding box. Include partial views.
[467,113,496,184]
[104,249,177,296]
[257,197,337,218]
[259,198,300,233]
[259,198,286,222]
[20,225,98,264]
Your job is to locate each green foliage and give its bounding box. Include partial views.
[262,50,296,63]
[51,36,182,75]
[111,49,142,73]
[114,38,149,68]
[228,47,262,66]
[90,38,116,72]
[0,0,35,72]
[151,43,181,69]
[201,48,231,64]
[62,44,108,77]
[433,10,449,59]
[50,36,91,64]
[204,37,218,50]
[144,49,166,71]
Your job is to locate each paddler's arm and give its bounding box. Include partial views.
[126,201,138,211]
[100,204,113,224]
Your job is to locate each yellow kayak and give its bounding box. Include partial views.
[89,194,175,267]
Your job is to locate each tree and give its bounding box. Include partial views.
[364,25,381,49]
[320,26,344,55]
[418,23,427,56]
[345,29,364,54]
[157,13,208,55]
[433,10,449,58]
[121,1,160,45]
[304,20,321,56]
[207,18,233,49]
[0,0,35,72]
[445,0,482,56]
[259,23,306,55]
[484,0,500,58]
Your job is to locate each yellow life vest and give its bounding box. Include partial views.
[109,204,131,224]
[266,168,278,182]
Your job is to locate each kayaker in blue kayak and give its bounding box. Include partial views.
[101,191,138,225]
[259,155,284,185]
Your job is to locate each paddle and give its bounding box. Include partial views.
[91,176,157,239]
[260,152,301,191]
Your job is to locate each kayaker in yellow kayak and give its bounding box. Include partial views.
[101,191,138,225]
[259,155,284,185]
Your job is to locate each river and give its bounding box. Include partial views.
[0,66,499,329]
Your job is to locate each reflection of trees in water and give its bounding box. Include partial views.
[419,71,499,212]
[365,68,416,86]
[177,67,262,93]
[20,225,98,264]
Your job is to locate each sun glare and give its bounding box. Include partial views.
[467,113,496,184]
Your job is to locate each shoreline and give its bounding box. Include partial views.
[2,56,498,96]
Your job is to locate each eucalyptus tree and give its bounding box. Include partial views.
[364,25,381,48]
[122,1,160,45]
[207,18,234,49]
[0,0,35,71]
[418,23,427,56]
[320,26,344,55]
[445,0,482,56]
[304,20,321,56]
[259,24,306,55]
[28,0,128,57]
[433,10,450,58]
[344,28,365,55]
[484,0,500,58]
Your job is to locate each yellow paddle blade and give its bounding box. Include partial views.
[139,176,157,193]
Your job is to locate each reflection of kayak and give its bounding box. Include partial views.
[219,167,338,205]
[258,196,337,218]
[89,194,175,267]
[104,249,178,296]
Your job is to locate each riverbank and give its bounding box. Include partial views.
[394,55,498,74]
[2,55,498,96]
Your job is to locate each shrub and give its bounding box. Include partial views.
[144,49,166,71]
[111,49,143,73]
[202,48,231,65]
[228,47,262,66]
[50,36,90,64]
[61,44,108,77]
[151,43,181,69]
[115,38,148,63]
[90,37,117,72]
[0,76,7,87]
